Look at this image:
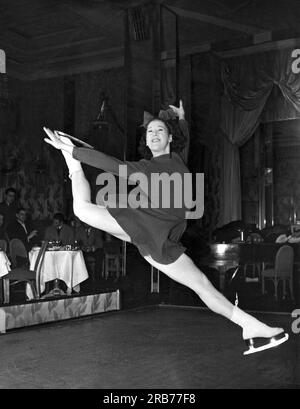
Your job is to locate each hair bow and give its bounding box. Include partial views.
[141,108,177,128]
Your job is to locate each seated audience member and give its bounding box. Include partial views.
[0,187,18,228]
[73,218,104,280]
[7,207,38,252]
[44,212,74,246]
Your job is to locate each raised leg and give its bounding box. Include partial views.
[71,170,131,242]
[61,145,131,243]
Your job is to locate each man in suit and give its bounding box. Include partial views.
[7,207,38,251]
[44,212,73,246]
[73,218,104,251]
[0,187,18,228]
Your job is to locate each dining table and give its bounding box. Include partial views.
[29,246,89,296]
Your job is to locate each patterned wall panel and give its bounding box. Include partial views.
[0,77,65,220]
[0,69,126,221]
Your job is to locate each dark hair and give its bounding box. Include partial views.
[5,187,16,195]
[16,207,26,215]
[138,117,187,159]
[53,212,64,222]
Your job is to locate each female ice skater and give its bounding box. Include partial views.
[43,101,288,355]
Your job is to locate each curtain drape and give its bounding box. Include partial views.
[220,46,300,225]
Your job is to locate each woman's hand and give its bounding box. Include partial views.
[43,127,74,154]
[169,99,185,120]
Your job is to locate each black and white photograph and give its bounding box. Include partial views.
[0,0,299,391]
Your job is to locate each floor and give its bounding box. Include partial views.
[0,306,298,389]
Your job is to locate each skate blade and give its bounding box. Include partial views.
[56,131,94,149]
[244,333,289,356]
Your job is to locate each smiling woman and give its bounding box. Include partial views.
[138,112,187,160]
[146,119,173,157]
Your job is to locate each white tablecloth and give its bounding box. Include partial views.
[29,249,89,293]
[0,251,11,278]
[0,251,13,303]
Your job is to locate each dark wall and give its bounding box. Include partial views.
[0,76,65,219]
[191,52,223,237]
[0,67,126,220]
[74,69,125,159]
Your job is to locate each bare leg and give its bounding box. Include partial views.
[144,253,284,340]
[61,147,131,242]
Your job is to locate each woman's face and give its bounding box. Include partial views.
[146,119,172,157]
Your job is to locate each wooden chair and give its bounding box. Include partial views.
[0,239,7,253]
[103,242,122,280]
[3,240,48,304]
[85,254,96,279]
[9,238,29,269]
[261,245,294,300]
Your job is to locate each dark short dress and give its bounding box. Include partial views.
[73,142,190,265]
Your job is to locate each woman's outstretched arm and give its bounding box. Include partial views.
[169,99,190,164]
[43,127,147,179]
[72,147,147,178]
